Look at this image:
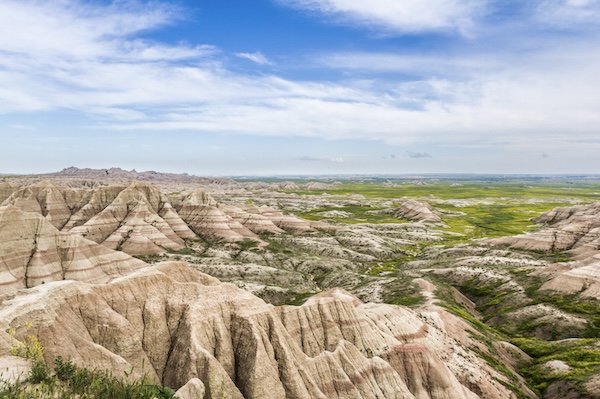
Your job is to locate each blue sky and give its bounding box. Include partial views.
[1,0,600,176]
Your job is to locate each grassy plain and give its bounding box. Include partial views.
[288,179,600,243]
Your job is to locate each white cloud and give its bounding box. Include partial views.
[236,52,272,65]
[0,0,186,61]
[535,0,600,27]
[0,0,599,163]
[276,0,487,35]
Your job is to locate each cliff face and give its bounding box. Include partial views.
[0,262,520,399]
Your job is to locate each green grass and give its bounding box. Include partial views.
[367,263,398,276]
[284,180,600,202]
[380,276,426,307]
[512,337,600,394]
[0,357,175,399]
[535,294,600,316]
[438,202,577,244]
[297,205,405,224]
[286,180,600,248]
[458,278,508,298]
[285,291,317,306]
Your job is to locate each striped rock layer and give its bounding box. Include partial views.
[1,182,327,256]
[486,201,600,298]
[0,262,520,399]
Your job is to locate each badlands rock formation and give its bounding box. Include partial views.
[389,199,442,223]
[0,181,329,256]
[0,261,526,399]
[45,166,235,186]
[487,202,600,297]
[1,181,192,255]
[488,202,600,255]
[0,205,145,294]
[5,176,577,398]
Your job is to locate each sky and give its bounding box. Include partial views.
[1,0,600,176]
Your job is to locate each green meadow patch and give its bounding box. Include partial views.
[284,180,600,202]
[297,205,405,224]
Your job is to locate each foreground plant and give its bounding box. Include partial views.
[3,330,176,399]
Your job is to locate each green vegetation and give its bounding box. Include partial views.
[458,278,508,298]
[0,362,176,399]
[2,332,175,399]
[284,179,600,202]
[286,180,600,246]
[168,247,197,256]
[233,238,260,258]
[297,204,404,224]
[285,291,317,306]
[535,294,600,317]
[380,277,426,307]
[259,236,295,255]
[513,337,600,394]
[437,202,571,244]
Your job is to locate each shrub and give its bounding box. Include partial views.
[54,356,76,381]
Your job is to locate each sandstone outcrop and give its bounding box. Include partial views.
[0,261,523,399]
[2,181,195,256]
[220,204,285,235]
[1,181,336,254]
[485,202,600,297]
[249,205,320,234]
[0,182,17,204]
[390,199,442,223]
[487,201,600,255]
[0,205,145,294]
[176,189,259,242]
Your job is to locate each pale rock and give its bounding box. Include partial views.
[2,182,194,256]
[1,181,74,230]
[0,262,520,399]
[175,378,206,399]
[391,199,442,223]
[221,204,285,234]
[0,356,30,384]
[0,205,145,294]
[487,201,600,298]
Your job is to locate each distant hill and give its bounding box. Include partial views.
[44,166,235,185]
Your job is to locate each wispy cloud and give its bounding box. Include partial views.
[276,0,487,35]
[236,52,272,65]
